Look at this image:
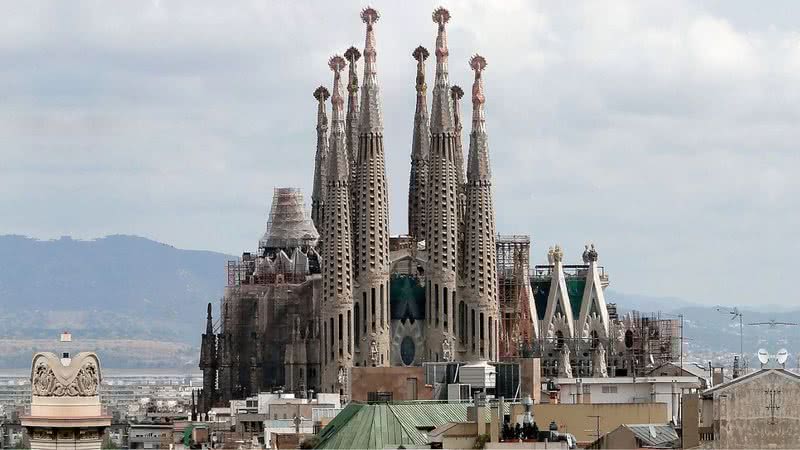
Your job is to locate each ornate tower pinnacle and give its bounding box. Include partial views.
[425,6,459,360]
[430,7,454,132]
[408,45,430,241]
[311,86,330,233]
[361,7,380,90]
[463,54,498,361]
[470,55,487,134]
[321,54,354,393]
[353,7,390,367]
[344,46,362,259]
[467,55,490,179]
[451,85,466,187]
[205,302,214,335]
[344,46,361,171]
[329,56,346,125]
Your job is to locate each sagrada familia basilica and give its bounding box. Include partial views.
[198,6,678,412]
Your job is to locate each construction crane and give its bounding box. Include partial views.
[716,306,743,360]
[748,320,799,328]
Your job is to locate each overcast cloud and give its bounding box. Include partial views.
[1,0,798,307]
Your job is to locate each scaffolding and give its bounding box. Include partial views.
[497,235,534,360]
[259,187,319,252]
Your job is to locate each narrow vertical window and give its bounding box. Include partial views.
[354,302,360,342]
[435,284,440,327]
[443,287,449,331]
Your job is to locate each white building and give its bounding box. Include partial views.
[553,375,701,423]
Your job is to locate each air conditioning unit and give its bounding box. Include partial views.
[448,383,471,402]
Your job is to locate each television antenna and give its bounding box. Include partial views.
[716,307,744,362]
[748,320,799,329]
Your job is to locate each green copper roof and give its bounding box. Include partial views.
[531,278,586,319]
[315,402,484,449]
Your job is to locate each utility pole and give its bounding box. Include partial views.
[716,307,743,366]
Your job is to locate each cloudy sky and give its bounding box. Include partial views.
[2,0,798,307]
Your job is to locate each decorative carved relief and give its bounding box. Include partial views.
[30,352,101,397]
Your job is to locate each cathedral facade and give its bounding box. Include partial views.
[199,6,672,413]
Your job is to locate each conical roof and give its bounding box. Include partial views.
[259,188,319,250]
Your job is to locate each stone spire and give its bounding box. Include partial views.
[345,46,361,268]
[344,47,361,173]
[321,55,355,393]
[199,302,217,413]
[451,85,466,186]
[452,85,467,279]
[463,54,498,361]
[311,86,330,233]
[425,6,458,360]
[408,45,430,241]
[353,6,390,367]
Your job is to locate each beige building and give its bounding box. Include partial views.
[21,352,111,450]
[698,368,800,449]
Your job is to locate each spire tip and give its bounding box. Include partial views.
[329,55,346,73]
[469,54,487,73]
[450,85,464,99]
[313,86,330,102]
[361,6,380,25]
[344,46,362,62]
[412,46,430,61]
[432,6,451,26]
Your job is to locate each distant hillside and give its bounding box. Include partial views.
[0,235,233,366]
[2,235,797,369]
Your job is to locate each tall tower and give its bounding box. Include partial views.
[451,85,467,278]
[199,303,217,412]
[352,7,391,366]
[463,55,499,361]
[408,45,430,241]
[345,46,361,248]
[311,86,330,233]
[344,47,361,177]
[321,55,354,393]
[451,85,466,187]
[424,7,459,361]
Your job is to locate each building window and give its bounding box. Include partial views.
[348,311,352,354]
[354,302,360,342]
[601,385,618,394]
[371,288,376,332]
[443,287,448,330]
[435,284,440,327]
[380,284,384,328]
[363,292,368,333]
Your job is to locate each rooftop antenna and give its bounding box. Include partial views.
[716,306,744,367]
[748,319,799,329]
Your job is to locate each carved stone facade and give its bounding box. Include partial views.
[31,353,100,397]
[22,351,110,450]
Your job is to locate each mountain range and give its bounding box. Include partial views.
[1,234,797,368]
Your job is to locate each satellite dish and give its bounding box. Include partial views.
[777,349,789,365]
[757,349,769,365]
